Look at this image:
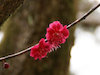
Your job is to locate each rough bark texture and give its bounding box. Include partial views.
[0,0,78,75]
[0,0,24,26]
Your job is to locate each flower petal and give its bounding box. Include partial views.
[61,25,69,39]
[49,21,63,31]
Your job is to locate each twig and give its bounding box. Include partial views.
[67,3,100,29]
[0,46,33,61]
[0,3,100,61]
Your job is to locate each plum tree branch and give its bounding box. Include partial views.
[0,3,100,61]
[67,3,100,29]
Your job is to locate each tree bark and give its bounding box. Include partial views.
[0,0,24,26]
[0,0,78,75]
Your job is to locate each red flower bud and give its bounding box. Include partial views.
[3,62,9,69]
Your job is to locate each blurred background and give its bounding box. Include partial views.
[0,0,100,75]
[70,0,100,75]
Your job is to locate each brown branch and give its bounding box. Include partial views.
[0,3,100,61]
[0,0,24,26]
[67,3,100,29]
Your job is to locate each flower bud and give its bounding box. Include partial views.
[3,62,9,69]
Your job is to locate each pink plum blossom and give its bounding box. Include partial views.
[46,21,69,47]
[30,38,51,60]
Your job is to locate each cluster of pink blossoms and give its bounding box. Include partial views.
[30,21,69,60]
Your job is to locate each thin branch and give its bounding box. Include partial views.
[67,3,100,29]
[0,3,100,61]
[0,46,32,61]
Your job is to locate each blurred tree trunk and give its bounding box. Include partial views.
[0,0,24,26]
[0,0,78,75]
